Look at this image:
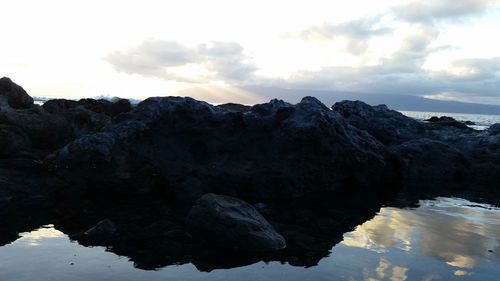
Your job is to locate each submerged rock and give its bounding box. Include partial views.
[185,193,286,252]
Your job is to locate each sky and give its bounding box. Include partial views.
[1,0,500,105]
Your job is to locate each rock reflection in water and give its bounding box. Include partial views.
[0,197,499,281]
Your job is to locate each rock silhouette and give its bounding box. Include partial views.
[1,77,499,271]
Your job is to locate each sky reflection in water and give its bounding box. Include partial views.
[0,197,499,281]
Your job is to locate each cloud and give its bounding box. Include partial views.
[106,39,257,84]
[276,29,500,104]
[298,16,393,55]
[280,1,500,104]
[106,40,197,78]
[393,0,499,23]
[429,57,500,81]
[198,42,258,82]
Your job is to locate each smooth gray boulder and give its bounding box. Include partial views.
[185,193,286,252]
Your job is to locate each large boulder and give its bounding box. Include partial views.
[332,100,425,145]
[0,77,34,109]
[77,98,132,117]
[424,116,470,130]
[43,100,111,138]
[0,98,72,150]
[42,99,79,114]
[185,193,286,251]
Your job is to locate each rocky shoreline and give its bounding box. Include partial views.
[1,77,499,271]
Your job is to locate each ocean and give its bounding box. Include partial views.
[400,110,500,130]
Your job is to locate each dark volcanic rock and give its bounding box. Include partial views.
[44,101,111,138]
[332,100,425,145]
[77,98,132,117]
[44,98,132,117]
[489,123,500,135]
[216,103,251,112]
[42,99,79,114]
[425,116,469,129]
[2,78,500,272]
[0,77,34,109]
[0,125,31,157]
[391,139,469,182]
[79,219,120,245]
[0,99,72,150]
[51,96,398,203]
[185,193,286,252]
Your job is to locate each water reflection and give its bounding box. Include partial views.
[339,197,500,280]
[16,224,64,246]
[0,197,499,281]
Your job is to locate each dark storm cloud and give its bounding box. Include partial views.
[106,39,257,83]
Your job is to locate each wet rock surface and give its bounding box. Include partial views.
[1,77,500,272]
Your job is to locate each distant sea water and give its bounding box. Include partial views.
[400,111,500,130]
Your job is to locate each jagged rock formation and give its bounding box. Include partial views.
[1,77,499,271]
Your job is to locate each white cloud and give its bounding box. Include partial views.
[393,0,499,23]
[298,16,394,55]
[106,40,257,84]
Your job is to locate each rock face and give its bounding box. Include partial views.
[185,193,286,251]
[0,125,31,157]
[489,123,500,135]
[0,77,34,109]
[424,116,470,129]
[332,100,425,145]
[0,79,132,152]
[0,97,72,150]
[51,96,398,203]
[391,139,469,182]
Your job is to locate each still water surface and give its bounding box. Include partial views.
[1,197,499,281]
